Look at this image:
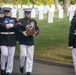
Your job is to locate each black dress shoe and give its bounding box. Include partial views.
[1,69,6,75]
[6,73,11,75]
[26,72,32,75]
[20,66,24,73]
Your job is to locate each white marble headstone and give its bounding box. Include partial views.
[38,6,44,20]
[50,7,55,17]
[17,4,21,9]
[69,10,74,21]
[11,8,17,18]
[48,10,54,23]
[67,7,70,16]
[51,4,55,12]
[57,5,62,10]
[58,9,63,18]
[18,8,24,19]
[31,8,36,18]
[43,6,47,14]
[34,5,38,15]
[34,7,38,15]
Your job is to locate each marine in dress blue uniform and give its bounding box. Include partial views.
[18,8,39,75]
[69,10,76,75]
[0,7,4,71]
[0,6,4,70]
[0,7,4,55]
[0,7,21,75]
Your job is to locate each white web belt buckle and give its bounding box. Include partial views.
[1,32,15,34]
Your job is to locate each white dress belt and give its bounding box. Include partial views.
[1,32,15,34]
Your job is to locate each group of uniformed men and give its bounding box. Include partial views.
[0,7,39,75]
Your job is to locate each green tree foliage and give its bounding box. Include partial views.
[32,0,54,5]
[59,0,75,4]
[0,0,75,5]
[48,0,54,5]
[0,0,54,5]
[71,0,75,4]
[34,0,42,5]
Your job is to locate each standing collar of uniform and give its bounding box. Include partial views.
[24,17,30,20]
[3,16,11,18]
[73,15,76,17]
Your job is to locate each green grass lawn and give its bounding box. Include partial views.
[15,14,73,64]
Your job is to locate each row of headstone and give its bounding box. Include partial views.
[68,5,76,21]
[0,4,56,23]
[2,4,76,23]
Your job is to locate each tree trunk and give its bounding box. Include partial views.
[54,0,59,9]
[63,0,70,13]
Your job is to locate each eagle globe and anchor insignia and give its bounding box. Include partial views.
[26,22,35,35]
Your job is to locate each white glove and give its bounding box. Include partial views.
[32,31,37,36]
[6,23,14,29]
[69,46,73,49]
[23,31,28,36]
